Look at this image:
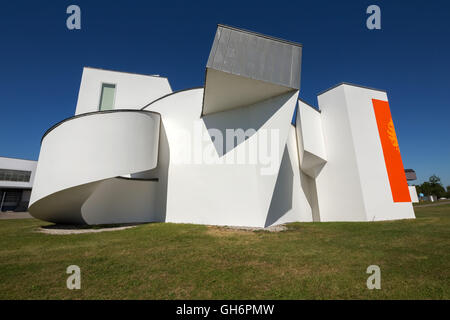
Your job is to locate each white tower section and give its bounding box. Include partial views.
[315,83,415,221]
[75,67,172,115]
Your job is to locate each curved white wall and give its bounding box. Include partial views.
[29,110,161,224]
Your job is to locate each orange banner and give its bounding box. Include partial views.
[372,99,411,202]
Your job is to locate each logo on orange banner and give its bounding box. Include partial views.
[372,99,411,202]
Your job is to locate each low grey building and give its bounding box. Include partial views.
[0,157,37,212]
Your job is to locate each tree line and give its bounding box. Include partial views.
[414,174,449,199]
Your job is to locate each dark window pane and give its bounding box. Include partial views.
[0,169,32,182]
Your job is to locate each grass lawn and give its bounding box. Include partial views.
[0,205,449,299]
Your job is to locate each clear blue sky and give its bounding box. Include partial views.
[1,0,449,186]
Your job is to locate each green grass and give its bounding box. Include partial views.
[0,205,449,299]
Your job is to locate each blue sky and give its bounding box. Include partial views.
[0,0,449,186]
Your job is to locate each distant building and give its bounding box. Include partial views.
[0,157,37,212]
[404,169,417,181]
[404,169,418,203]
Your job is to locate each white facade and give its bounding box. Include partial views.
[29,25,415,226]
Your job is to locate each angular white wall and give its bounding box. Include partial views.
[316,84,415,221]
[296,100,327,178]
[143,88,312,227]
[409,186,419,203]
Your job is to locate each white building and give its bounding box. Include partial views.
[29,25,415,226]
[0,157,37,212]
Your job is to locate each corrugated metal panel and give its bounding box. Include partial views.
[211,27,230,70]
[206,28,220,66]
[206,25,302,90]
[290,46,302,89]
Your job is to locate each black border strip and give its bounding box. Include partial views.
[115,176,159,182]
[0,300,440,317]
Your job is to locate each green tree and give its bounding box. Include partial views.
[429,174,441,184]
[416,182,432,196]
[416,175,446,198]
[429,175,445,198]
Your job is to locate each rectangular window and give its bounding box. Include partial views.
[99,83,116,111]
[0,169,31,182]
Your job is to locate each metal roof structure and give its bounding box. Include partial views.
[404,169,417,181]
[207,24,302,90]
[202,24,302,115]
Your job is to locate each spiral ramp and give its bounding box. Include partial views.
[28,110,161,225]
